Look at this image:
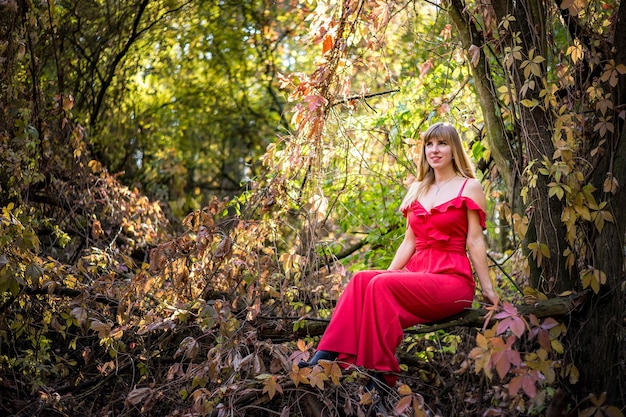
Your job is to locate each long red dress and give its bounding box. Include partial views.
[316,180,485,385]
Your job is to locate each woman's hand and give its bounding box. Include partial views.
[482,288,499,307]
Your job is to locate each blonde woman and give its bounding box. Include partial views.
[299,122,499,394]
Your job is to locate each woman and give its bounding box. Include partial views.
[298,122,499,393]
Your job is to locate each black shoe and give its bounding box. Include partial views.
[364,371,389,396]
[297,350,338,368]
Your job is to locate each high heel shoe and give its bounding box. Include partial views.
[297,350,338,368]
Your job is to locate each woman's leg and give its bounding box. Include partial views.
[355,272,474,385]
[314,270,388,361]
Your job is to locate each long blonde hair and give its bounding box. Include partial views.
[400,122,476,211]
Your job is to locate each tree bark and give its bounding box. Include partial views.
[451,0,574,292]
[565,1,626,404]
[447,0,518,191]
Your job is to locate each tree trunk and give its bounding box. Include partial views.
[447,0,626,404]
[568,1,626,404]
[500,0,573,292]
[448,0,518,192]
[448,0,574,291]
[572,72,626,407]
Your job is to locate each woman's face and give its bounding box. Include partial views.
[424,135,453,170]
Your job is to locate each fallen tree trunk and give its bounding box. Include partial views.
[257,291,589,340]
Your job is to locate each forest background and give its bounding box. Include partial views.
[1,0,625,416]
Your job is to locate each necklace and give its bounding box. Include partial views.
[434,176,456,195]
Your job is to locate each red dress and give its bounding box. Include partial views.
[316,180,485,384]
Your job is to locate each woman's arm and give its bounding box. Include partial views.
[388,218,416,270]
[464,180,499,306]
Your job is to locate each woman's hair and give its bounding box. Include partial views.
[400,122,475,211]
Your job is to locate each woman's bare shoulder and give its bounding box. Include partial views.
[462,178,487,209]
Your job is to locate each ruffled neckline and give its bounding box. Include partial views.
[405,196,486,228]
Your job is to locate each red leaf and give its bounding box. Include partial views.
[494,302,518,319]
[508,375,522,396]
[304,94,328,112]
[393,395,412,414]
[495,353,512,379]
[509,317,526,338]
[537,329,552,351]
[522,374,538,398]
[322,34,334,55]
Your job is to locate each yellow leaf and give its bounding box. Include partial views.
[594,269,607,285]
[360,391,373,405]
[594,212,605,232]
[567,38,584,64]
[521,99,539,108]
[469,346,492,379]
[560,0,588,16]
[551,339,564,354]
[262,375,283,400]
[591,392,607,407]
[520,186,529,204]
[289,364,311,386]
[413,395,428,417]
[90,319,111,338]
[320,361,342,385]
[603,406,624,417]
[567,363,579,384]
[297,339,310,352]
[603,175,618,194]
[549,184,564,200]
[476,332,489,349]
[532,55,546,64]
[575,204,591,221]
[582,185,598,207]
[109,326,124,340]
[498,14,516,30]
[308,367,328,389]
[398,384,412,396]
[581,269,598,293]
[88,160,102,173]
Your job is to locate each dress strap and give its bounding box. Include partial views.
[457,178,469,197]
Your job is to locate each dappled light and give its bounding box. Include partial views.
[1,0,625,416]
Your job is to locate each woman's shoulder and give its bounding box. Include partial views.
[461,178,487,210]
[461,177,483,191]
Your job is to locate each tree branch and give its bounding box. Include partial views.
[329,89,400,108]
[257,291,589,340]
[25,286,119,306]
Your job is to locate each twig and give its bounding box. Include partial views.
[330,89,400,108]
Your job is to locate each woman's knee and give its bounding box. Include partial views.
[367,274,394,293]
[352,270,383,284]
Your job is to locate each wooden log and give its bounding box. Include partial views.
[407,290,588,334]
[257,291,589,340]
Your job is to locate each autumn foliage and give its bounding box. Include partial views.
[1,0,626,416]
